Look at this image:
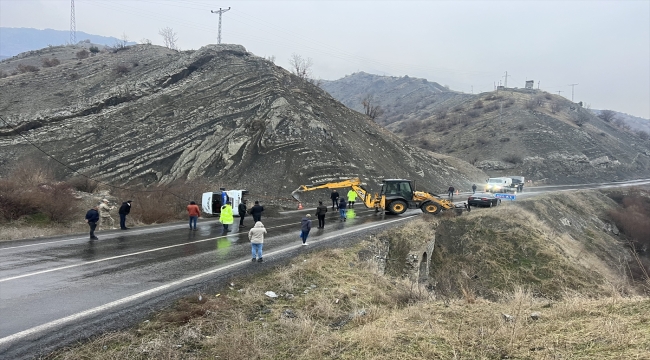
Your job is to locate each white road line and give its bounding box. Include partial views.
[0,210,377,283]
[0,221,220,251]
[0,221,295,283]
[0,216,413,346]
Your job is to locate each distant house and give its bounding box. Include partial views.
[525,80,534,89]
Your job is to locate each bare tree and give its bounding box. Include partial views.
[550,100,562,114]
[159,27,178,50]
[289,53,313,79]
[266,55,276,64]
[598,109,617,123]
[362,95,384,120]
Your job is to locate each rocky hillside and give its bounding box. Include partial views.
[321,72,473,126]
[0,44,486,198]
[322,74,650,184]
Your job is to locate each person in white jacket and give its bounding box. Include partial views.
[248,221,267,263]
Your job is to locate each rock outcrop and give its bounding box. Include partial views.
[0,44,485,198]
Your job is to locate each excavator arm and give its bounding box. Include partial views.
[291,178,379,210]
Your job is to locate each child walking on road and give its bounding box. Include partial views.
[248,221,267,262]
[300,214,312,245]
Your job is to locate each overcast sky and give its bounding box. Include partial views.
[1,0,649,118]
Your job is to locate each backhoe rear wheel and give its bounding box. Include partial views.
[421,201,441,215]
[387,200,407,215]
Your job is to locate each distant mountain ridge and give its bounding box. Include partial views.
[322,73,650,184]
[0,27,135,58]
[321,72,472,126]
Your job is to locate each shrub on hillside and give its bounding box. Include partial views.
[502,154,523,164]
[89,46,100,54]
[0,70,8,78]
[435,107,448,120]
[467,110,480,118]
[483,103,498,113]
[473,100,484,109]
[504,98,515,108]
[76,49,89,59]
[17,64,40,73]
[113,64,130,76]
[42,58,61,67]
[637,130,649,140]
[607,189,650,284]
[67,176,99,193]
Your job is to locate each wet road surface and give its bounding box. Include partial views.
[1,177,648,359]
[0,206,418,359]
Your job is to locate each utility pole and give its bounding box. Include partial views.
[211,7,231,44]
[70,0,76,44]
[503,71,511,88]
[537,81,540,89]
[557,90,563,96]
[568,83,578,102]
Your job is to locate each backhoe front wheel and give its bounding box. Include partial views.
[387,200,407,215]
[421,201,441,215]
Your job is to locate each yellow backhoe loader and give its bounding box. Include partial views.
[291,177,463,215]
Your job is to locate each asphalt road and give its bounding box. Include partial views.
[0,206,420,359]
[1,177,649,359]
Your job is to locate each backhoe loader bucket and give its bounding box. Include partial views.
[291,188,303,202]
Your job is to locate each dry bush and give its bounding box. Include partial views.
[0,70,9,78]
[504,98,515,108]
[67,72,80,80]
[515,124,526,131]
[483,103,499,113]
[503,154,523,164]
[435,107,448,120]
[550,100,562,114]
[41,58,61,67]
[544,92,552,100]
[76,49,89,59]
[34,183,80,223]
[452,105,463,112]
[89,46,100,54]
[499,137,510,142]
[67,175,99,193]
[525,98,539,110]
[113,64,130,76]
[476,138,490,146]
[419,139,442,152]
[467,109,480,118]
[401,120,422,136]
[473,100,484,109]
[17,64,40,73]
[636,130,649,140]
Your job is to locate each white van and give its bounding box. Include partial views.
[484,177,512,193]
[202,189,248,216]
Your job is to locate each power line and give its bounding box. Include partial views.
[210,7,231,44]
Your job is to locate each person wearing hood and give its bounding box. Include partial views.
[220,202,234,232]
[118,200,132,230]
[98,199,115,230]
[300,214,312,245]
[238,200,247,227]
[338,198,348,221]
[248,221,267,262]
[85,205,100,240]
[315,200,328,229]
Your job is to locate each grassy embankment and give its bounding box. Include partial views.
[45,191,650,359]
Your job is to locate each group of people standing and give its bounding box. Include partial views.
[84,199,133,240]
[299,188,357,246]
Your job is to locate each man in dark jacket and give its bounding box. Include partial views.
[85,205,100,240]
[238,201,247,227]
[118,200,132,230]
[338,198,347,222]
[250,201,264,223]
[315,201,328,229]
[330,190,339,210]
[448,186,455,199]
[300,214,312,245]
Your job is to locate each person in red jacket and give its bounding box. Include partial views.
[187,201,201,230]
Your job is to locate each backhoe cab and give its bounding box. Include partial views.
[291,178,460,215]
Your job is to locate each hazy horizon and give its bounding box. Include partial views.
[0,0,648,118]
